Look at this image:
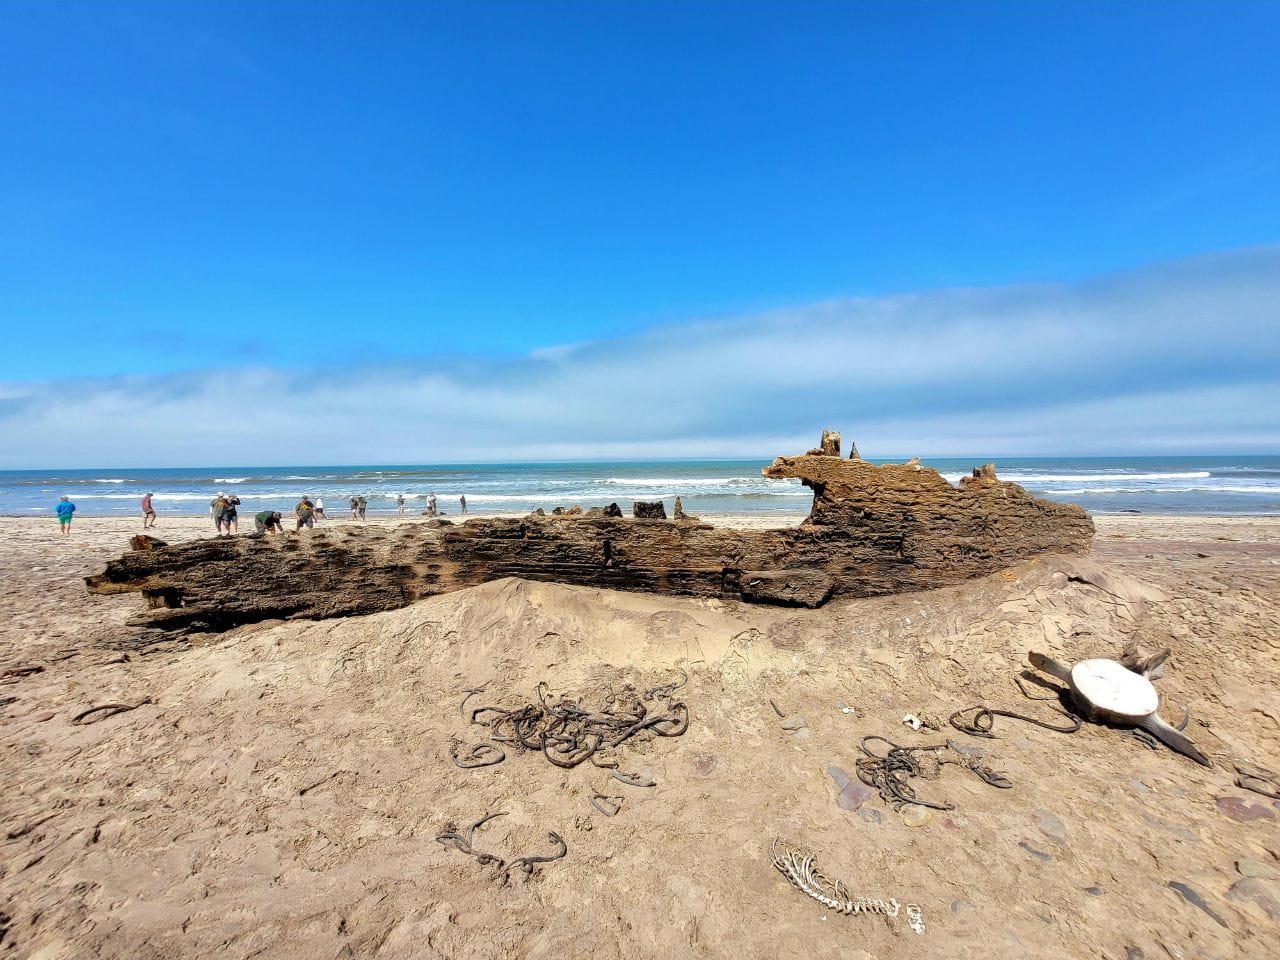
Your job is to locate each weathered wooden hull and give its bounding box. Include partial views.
[86,439,1094,634]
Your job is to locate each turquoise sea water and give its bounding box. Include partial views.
[2,456,1278,519]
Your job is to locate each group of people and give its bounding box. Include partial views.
[253,495,322,533]
[209,493,242,535]
[421,493,466,516]
[255,493,400,533]
[53,488,473,536]
[255,495,322,533]
[56,492,157,535]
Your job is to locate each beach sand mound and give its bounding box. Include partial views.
[2,520,1279,959]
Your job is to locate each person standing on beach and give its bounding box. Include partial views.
[314,496,326,521]
[210,494,228,535]
[460,494,467,515]
[255,510,284,534]
[55,496,75,536]
[294,496,316,530]
[223,494,241,534]
[397,494,406,516]
[427,493,437,517]
[357,495,367,520]
[141,492,157,528]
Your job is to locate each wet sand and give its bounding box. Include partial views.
[1,513,1278,959]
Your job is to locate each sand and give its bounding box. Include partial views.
[2,512,1278,959]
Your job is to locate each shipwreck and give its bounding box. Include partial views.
[86,430,1094,634]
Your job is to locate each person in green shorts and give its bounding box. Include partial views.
[55,496,75,535]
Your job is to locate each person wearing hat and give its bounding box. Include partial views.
[255,510,285,535]
[294,495,316,530]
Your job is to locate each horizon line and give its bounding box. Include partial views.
[3,451,1278,473]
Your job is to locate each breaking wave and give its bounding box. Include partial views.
[1001,471,1212,483]
[1043,484,1279,496]
[8,457,1278,516]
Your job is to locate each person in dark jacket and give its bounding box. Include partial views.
[255,510,284,534]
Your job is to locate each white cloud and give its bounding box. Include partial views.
[2,245,1277,466]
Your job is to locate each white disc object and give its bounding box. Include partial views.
[1070,658,1159,719]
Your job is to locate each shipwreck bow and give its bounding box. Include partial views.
[86,431,1093,634]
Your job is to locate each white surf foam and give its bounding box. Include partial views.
[1000,471,1212,483]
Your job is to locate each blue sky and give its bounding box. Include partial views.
[2,1,1278,464]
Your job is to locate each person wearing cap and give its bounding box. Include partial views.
[255,510,285,535]
[294,495,316,530]
[141,492,157,528]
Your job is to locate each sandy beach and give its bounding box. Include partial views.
[2,512,1278,959]
[7,2,1278,957]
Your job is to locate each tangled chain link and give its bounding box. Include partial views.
[855,736,1012,810]
[436,811,567,884]
[453,672,689,772]
[948,704,1080,738]
[947,674,1082,739]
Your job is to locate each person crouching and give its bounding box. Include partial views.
[255,510,284,535]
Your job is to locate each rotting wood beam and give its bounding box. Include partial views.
[86,432,1094,635]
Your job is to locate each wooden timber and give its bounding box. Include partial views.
[85,434,1094,634]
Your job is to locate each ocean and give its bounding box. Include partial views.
[3,456,1278,519]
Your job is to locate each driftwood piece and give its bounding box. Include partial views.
[86,432,1094,634]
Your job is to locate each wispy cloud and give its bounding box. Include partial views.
[3,245,1277,467]
[1136,155,1280,217]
